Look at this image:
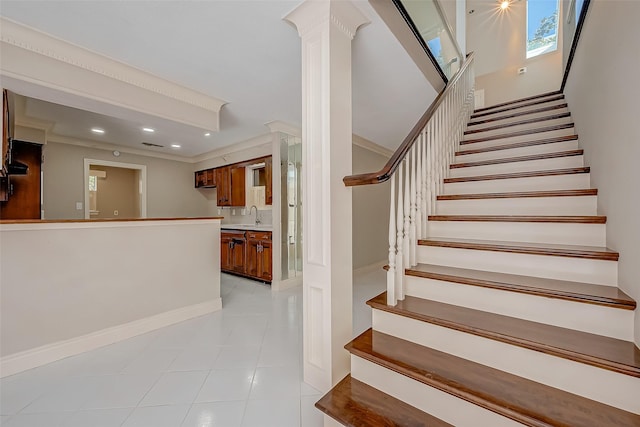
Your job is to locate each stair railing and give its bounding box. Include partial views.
[344,52,475,306]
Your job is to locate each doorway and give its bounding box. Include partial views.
[83,159,147,219]
[0,140,42,219]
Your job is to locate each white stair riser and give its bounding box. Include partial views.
[456,140,579,163]
[351,355,525,427]
[443,173,591,194]
[460,127,575,150]
[464,116,573,139]
[404,276,633,340]
[473,97,566,119]
[467,107,569,129]
[427,221,605,246]
[450,155,584,178]
[417,245,618,285]
[372,310,640,413]
[436,196,598,215]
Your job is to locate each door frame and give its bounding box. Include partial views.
[83,158,147,219]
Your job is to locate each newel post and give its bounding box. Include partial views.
[285,0,369,393]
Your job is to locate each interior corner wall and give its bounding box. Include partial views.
[43,142,208,219]
[563,0,640,347]
[352,145,390,270]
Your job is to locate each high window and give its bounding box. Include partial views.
[526,0,559,59]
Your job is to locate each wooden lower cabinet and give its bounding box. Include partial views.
[221,229,272,283]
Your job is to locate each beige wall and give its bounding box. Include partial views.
[43,141,208,219]
[467,0,562,106]
[563,0,640,346]
[352,145,391,270]
[91,166,137,219]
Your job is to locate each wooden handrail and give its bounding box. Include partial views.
[344,52,475,187]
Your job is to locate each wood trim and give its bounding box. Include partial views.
[347,328,640,427]
[455,135,578,156]
[470,95,565,120]
[561,0,593,92]
[343,53,475,187]
[468,103,569,126]
[417,237,619,261]
[405,263,635,310]
[316,375,454,427]
[451,149,583,168]
[464,112,571,135]
[473,90,562,113]
[0,217,223,225]
[443,167,590,183]
[427,215,606,223]
[368,294,640,377]
[437,189,597,200]
[461,123,574,145]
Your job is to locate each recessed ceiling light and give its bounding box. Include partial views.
[142,127,155,133]
[500,0,510,10]
[91,128,105,134]
[204,132,211,137]
[170,144,181,149]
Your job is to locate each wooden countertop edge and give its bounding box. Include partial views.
[0,217,224,225]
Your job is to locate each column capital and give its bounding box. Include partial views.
[284,0,370,40]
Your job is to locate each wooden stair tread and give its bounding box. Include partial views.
[348,328,640,427]
[406,263,635,310]
[368,293,640,377]
[451,149,583,168]
[464,112,571,135]
[468,103,569,126]
[443,167,590,183]
[470,94,565,119]
[437,188,597,200]
[455,135,578,156]
[316,375,454,427]
[428,214,606,223]
[473,91,562,113]
[417,237,619,261]
[461,123,574,145]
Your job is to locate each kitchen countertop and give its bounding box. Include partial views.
[221,224,273,232]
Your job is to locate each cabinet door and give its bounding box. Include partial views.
[230,165,246,206]
[246,238,260,278]
[220,234,232,272]
[230,238,246,273]
[206,169,216,186]
[216,167,230,206]
[258,240,272,281]
[265,156,272,205]
[195,171,205,188]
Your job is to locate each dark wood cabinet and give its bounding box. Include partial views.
[221,229,272,283]
[265,156,272,205]
[215,166,230,205]
[229,165,246,206]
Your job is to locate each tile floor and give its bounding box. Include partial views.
[0,268,386,427]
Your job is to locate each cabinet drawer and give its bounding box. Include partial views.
[246,231,271,241]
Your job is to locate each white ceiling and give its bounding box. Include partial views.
[1,0,437,157]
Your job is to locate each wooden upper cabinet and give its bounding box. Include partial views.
[229,165,245,206]
[216,166,231,206]
[265,156,272,205]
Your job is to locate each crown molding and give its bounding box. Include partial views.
[265,120,301,137]
[352,134,394,158]
[47,133,194,163]
[0,18,227,131]
[284,0,369,40]
[192,133,273,164]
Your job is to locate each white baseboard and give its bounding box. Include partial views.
[272,275,303,292]
[353,260,386,276]
[0,298,222,378]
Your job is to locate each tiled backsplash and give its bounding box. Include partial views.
[218,207,273,225]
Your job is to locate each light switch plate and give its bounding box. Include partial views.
[76,202,83,210]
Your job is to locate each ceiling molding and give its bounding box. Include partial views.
[352,134,394,158]
[191,133,273,164]
[265,120,301,137]
[0,17,227,132]
[47,133,194,163]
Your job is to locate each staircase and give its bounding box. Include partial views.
[317,91,640,426]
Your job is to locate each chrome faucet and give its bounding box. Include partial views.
[249,205,261,225]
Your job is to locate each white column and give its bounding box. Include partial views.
[285,0,369,392]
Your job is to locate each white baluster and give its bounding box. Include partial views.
[415,135,423,241]
[395,162,404,302]
[409,144,417,267]
[387,173,396,306]
[402,156,410,300]
[421,129,428,236]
